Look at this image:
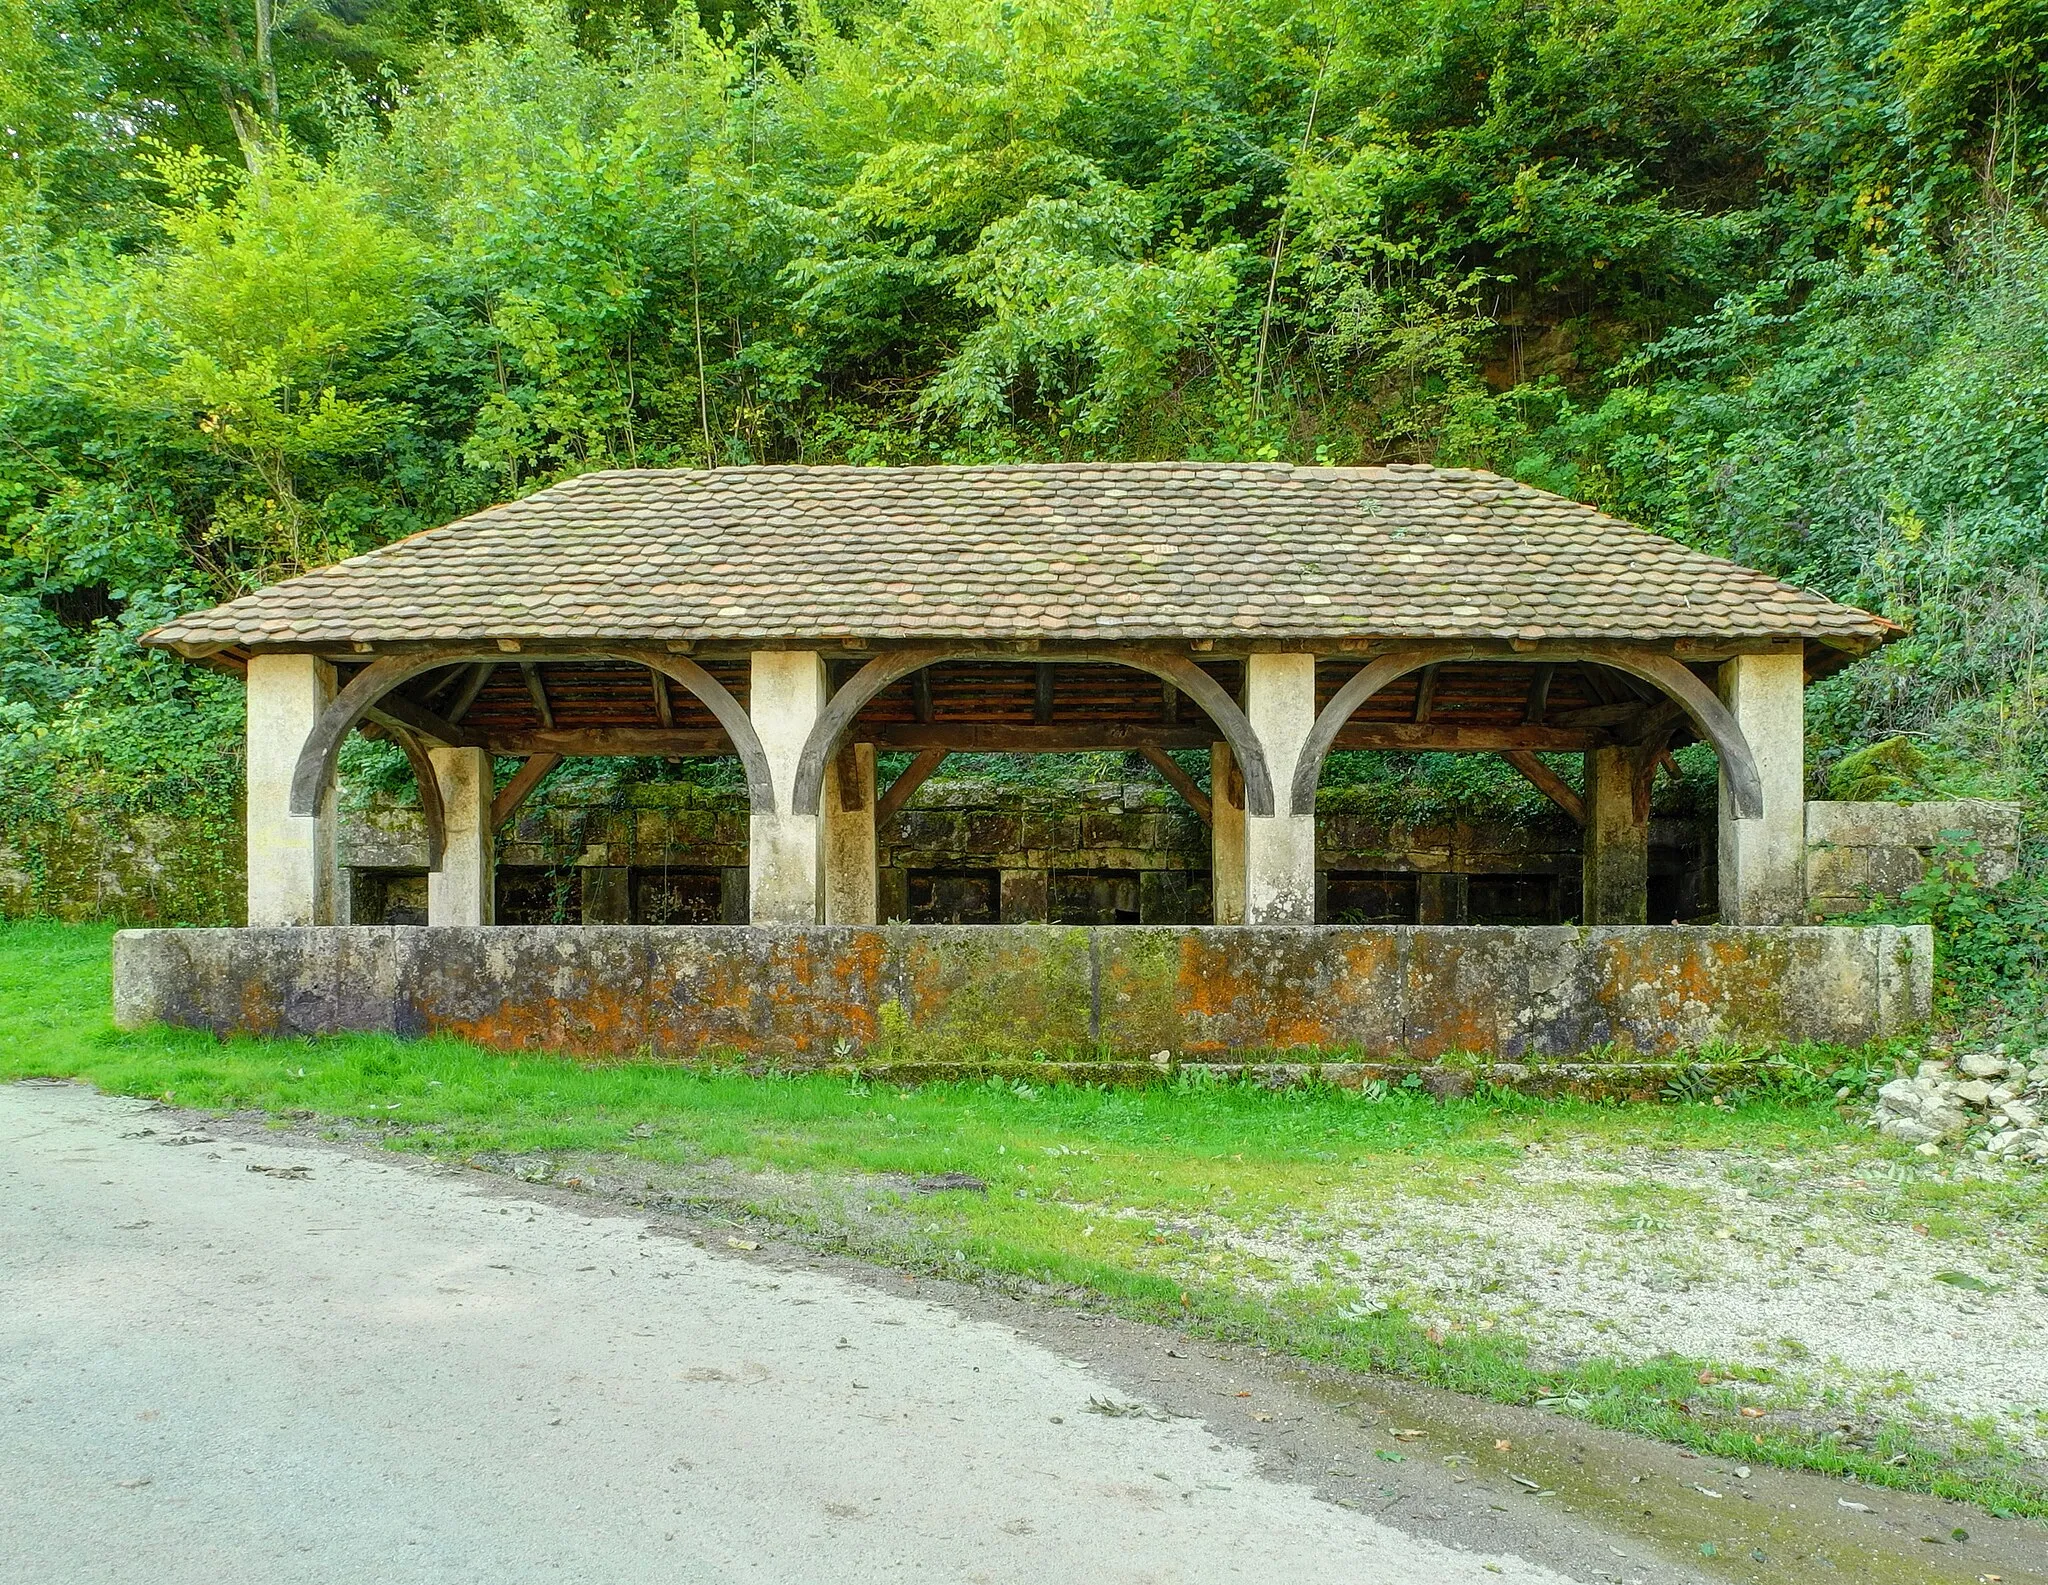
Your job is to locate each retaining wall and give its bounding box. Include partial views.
[114,923,1931,1061]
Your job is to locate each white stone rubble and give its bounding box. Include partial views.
[1869,1045,2048,1164]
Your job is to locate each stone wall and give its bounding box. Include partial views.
[113,922,1933,1061]
[341,779,1707,926]
[1805,800,2023,916]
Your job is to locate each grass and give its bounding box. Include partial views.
[5,920,2044,1520]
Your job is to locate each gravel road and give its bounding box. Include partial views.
[1,1081,1574,1585]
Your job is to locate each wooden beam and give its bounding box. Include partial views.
[1523,663,1555,725]
[445,662,494,723]
[1331,723,1602,752]
[497,728,733,756]
[1138,747,1212,825]
[492,752,561,831]
[874,722,1215,752]
[363,695,487,751]
[1614,699,1687,746]
[875,748,948,824]
[1161,679,1179,724]
[1034,664,1055,725]
[520,662,554,730]
[1412,663,1439,724]
[650,670,674,728]
[1499,750,1585,826]
[493,721,1608,758]
[911,670,933,724]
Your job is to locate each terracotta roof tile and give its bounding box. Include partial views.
[144,462,1892,649]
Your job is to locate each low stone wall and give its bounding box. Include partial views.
[115,923,1931,1061]
[1805,800,2022,916]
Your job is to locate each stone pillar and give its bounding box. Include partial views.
[246,653,336,927]
[749,650,826,925]
[823,741,878,925]
[1244,653,1318,923]
[1209,742,1246,924]
[428,746,495,925]
[1718,650,1807,924]
[1582,747,1649,925]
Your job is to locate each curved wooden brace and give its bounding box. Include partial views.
[608,647,774,813]
[289,645,777,817]
[1287,644,1765,821]
[387,725,447,873]
[791,648,1277,818]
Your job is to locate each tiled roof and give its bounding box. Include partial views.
[144,462,1893,650]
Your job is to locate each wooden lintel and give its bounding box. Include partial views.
[492,753,562,831]
[1499,749,1585,826]
[873,722,1216,752]
[1331,723,1602,752]
[520,662,554,730]
[497,728,733,757]
[363,696,486,751]
[1138,747,1212,826]
[876,748,948,824]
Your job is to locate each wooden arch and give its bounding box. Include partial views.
[1286,644,1765,820]
[791,647,1278,818]
[288,645,775,818]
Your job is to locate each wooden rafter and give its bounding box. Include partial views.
[1412,663,1439,723]
[520,662,554,730]
[445,662,494,723]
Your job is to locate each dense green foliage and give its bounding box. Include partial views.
[2,0,2045,1011]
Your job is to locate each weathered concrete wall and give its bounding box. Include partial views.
[115,922,1931,1060]
[1805,800,2022,917]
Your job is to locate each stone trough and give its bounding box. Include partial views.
[114,923,1932,1064]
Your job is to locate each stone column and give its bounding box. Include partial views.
[1209,742,1246,924]
[246,653,336,927]
[1581,747,1649,925]
[749,650,826,925]
[1244,653,1318,923]
[823,741,878,925]
[1718,649,1807,924]
[428,746,495,925]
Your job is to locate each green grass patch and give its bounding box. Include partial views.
[4,921,2043,1519]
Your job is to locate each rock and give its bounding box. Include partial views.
[1880,1117,1941,1144]
[1954,1080,1996,1106]
[1926,1106,1972,1139]
[1916,1059,1951,1081]
[1958,1052,2007,1079]
[1877,1078,1927,1115]
[2006,1060,2031,1082]
[1999,1100,2041,1130]
[1915,1141,1942,1157]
